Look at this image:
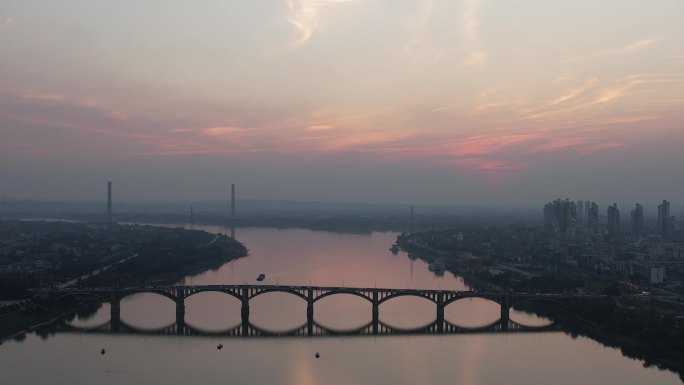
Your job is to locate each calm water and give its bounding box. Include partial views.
[1,226,681,385]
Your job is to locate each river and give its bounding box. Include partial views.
[1,226,681,384]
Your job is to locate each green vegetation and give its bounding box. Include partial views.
[0,220,248,338]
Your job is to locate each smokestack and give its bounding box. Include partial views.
[107,181,112,222]
[231,184,235,217]
[190,206,194,229]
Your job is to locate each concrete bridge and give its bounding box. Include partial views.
[34,285,594,336]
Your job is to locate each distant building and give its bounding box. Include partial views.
[657,200,675,239]
[588,202,599,235]
[543,198,577,237]
[650,266,665,284]
[607,203,620,239]
[631,203,644,237]
[584,200,591,226]
[577,200,585,223]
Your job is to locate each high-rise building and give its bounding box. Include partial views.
[607,203,620,239]
[584,200,591,226]
[631,203,643,237]
[543,198,577,236]
[588,202,599,234]
[657,200,670,233]
[577,200,585,223]
[657,200,674,238]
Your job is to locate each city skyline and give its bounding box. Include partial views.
[1,1,683,205]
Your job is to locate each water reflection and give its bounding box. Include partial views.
[444,297,500,328]
[314,295,371,330]
[379,297,435,329]
[59,316,555,337]
[119,293,175,329]
[184,292,242,331]
[250,292,307,331]
[8,227,681,385]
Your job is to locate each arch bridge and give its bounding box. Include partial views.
[34,285,596,335]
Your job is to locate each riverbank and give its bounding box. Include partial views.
[396,233,684,382]
[0,220,248,339]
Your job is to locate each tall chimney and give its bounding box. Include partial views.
[107,181,112,222]
[231,184,235,217]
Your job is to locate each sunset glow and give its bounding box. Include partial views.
[1,1,683,204]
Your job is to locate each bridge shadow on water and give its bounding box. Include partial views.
[59,316,557,338]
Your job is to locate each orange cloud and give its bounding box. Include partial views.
[307,124,335,130]
[202,126,248,136]
[447,134,538,155]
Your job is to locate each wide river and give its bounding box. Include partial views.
[2,226,682,385]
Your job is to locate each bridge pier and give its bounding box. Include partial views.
[241,287,250,336]
[500,295,510,331]
[436,293,444,333]
[372,292,379,335]
[110,292,121,333]
[175,287,186,335]
[307,289,314,336]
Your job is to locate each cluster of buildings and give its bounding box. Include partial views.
[544,199,677,241]
[0,221,125,276]
[543,199,682,287]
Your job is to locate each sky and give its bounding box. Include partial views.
[1,0,683,207]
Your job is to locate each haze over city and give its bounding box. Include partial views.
[1,0,683,205]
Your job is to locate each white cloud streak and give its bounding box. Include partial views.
[564,37,658,62]
[461,0,486,68]
[284,0,358,50]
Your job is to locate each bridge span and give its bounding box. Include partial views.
[34,285,595,336]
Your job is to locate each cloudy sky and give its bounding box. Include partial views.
[1,0,683,206]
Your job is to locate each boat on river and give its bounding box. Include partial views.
[256,273,266,281]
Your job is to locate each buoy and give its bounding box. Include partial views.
[315,352,320,359]
[100,348,106,355]
[217,344,223,350]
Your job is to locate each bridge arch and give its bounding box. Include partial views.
[378,319,438,334]
[117,319,177,334]
[119,290,178,303]
[183,322,243,337]
[312,290,373,304]
[443,294,501,307]
[444,318,501,332]
[184,288,242,302]
[249,288,308,303]
[377,292,437,305]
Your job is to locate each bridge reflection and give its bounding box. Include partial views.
[61,316,556,338]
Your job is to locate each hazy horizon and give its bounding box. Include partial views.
[1,1,683,205]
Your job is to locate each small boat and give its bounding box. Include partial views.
[315,352,320,359]
[390,244,399,254]
[217,344,223,350]
[256,273,266,281]
[100,348,106,355]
